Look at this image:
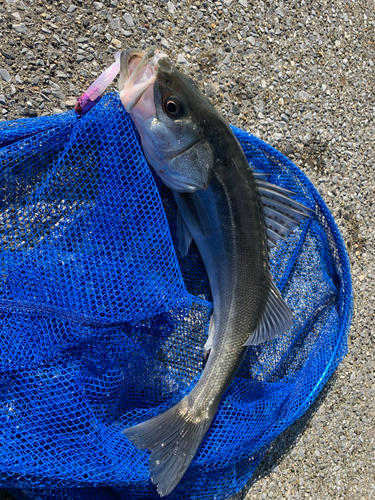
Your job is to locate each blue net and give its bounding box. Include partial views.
[0,93,352,500]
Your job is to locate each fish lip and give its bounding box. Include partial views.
[121,49,168,113]
[157,57,174,72]
[119,50,142,95]
[124,50,156,112]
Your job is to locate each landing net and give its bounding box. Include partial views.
[0,93,352,500]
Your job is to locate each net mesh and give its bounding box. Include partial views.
[0,93,352,500]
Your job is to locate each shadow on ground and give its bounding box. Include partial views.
[232,373,338,499]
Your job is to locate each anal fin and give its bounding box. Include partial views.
[204,314,215,352]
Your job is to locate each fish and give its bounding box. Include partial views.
[119,48,312,497]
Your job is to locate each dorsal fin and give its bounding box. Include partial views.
[253,172,271,181]
[265,217,292,241]
[261,197,311,223]
[253,173,313,252]
[266,226,285,247]
[258,185,312,216]
[244,280,293,346]
[263,206,301,231]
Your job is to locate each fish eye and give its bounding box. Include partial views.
[164,96,184,118]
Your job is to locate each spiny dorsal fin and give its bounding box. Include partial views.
[244,280,293,346]
[253,173,313,252]
[265,217,292,241]
[253,172,271,181]
[258,185,313,216]
[261,197,311,223]
[266,226,285,247]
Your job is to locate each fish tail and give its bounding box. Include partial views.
[122,397,212,497]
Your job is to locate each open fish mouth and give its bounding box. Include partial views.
[119,48,167,114]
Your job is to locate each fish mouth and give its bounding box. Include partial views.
[119,48,167,113]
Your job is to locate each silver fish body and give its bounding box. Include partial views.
[119,50,307,497]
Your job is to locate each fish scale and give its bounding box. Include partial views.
[174,165,268,413]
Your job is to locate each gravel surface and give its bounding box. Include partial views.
[0,0,374,499]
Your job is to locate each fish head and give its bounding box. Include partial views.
[119,49,216,193]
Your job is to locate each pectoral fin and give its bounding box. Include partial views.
[176,206,193,257]
[244,281,293,346]
[173,191,205,239]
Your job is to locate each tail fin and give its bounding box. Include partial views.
[122,397,212,497]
